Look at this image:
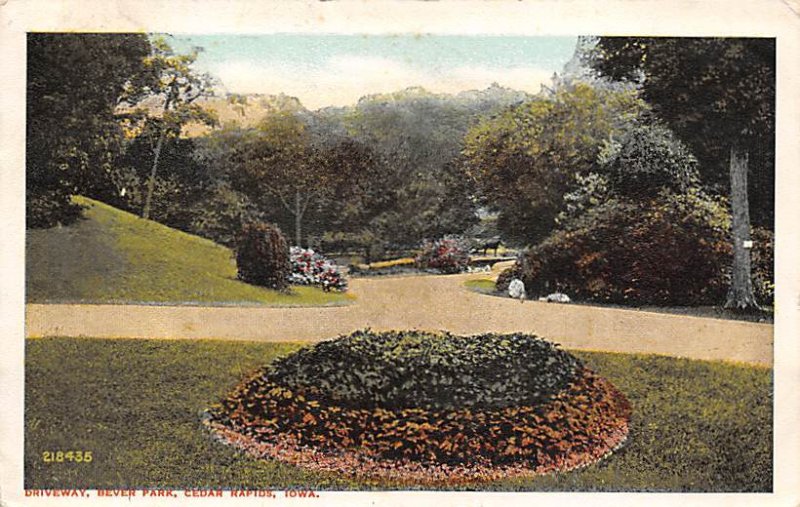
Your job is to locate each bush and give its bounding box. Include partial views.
[750,227,774,306]
[495,264,522,293]
[234,222,290,290]
[288,246,348,292]
[556,172,611,227]
[415,236,470,274]
[266,330,583,411]
[27,191,84,229]
[520,190,733,305]
[599,123,699,198]
[207,330,631,482]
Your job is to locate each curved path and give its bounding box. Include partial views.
[25,271,773,366]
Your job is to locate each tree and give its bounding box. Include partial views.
[115,134,210,229]
[591,37,775,310]
[189,127,267,246]
[462,82,645,245]
[134,36,216,220]
[316,138,393,257]
[599,122,699,199]
[228,110,334,247]
[340,87,516,247]
[227,94,249,117]
[26,33,152,227]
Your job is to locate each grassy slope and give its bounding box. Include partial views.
[25,337,772,492]
[26,196,351,306]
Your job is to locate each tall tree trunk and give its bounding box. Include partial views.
[141,129,165,220]
[294,190,303,247]
[141,82,176,220]
[725,143,759,310]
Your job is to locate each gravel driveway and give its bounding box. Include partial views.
[25,272,773,366]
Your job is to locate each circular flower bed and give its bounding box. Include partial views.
[204,330,631,485]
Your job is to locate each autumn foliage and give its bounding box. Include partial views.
[205,330,631,485]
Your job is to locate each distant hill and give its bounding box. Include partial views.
[182,93,307,136]
[25,196,351,306]
[179,84,534,137]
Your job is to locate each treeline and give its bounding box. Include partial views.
[175,85,530,256]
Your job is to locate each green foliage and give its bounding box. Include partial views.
[205,117,382,247]
[599,123,699,198]
[463,82,647,245]
[113,135,211,227]
[256,330,582,411]
[555,172,611,227]
[26,337,772,491]
[750,227,774,306]
[26,197,350,306]
[188,183,265,247]
[26,190,84,229]
[519,191,733,305]
[26,33,152,228]
[235,222,291,290]
[129,36,217,220]
[202,89,486,252]
[189,127,273,245]
[592,37,775,228]
[338,87,493,246]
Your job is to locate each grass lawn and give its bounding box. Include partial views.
[464,278,497,294]
[26,196,352,306]
[25,337,772,492]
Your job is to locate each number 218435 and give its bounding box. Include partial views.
[42,451,93,463]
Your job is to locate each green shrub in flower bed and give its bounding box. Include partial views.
[205,330,631,485]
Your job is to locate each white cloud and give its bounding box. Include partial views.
[209,56,554,109]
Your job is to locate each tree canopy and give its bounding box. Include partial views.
[27,33,152,227]
[462,82,646,245]
[591,37,775,227]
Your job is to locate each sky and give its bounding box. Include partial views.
[169,34,578,110]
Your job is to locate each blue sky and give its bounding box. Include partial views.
[169,34,577,109]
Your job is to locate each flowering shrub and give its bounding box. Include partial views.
[415,236,470,274]
[495,264,522,293]
[288,246,348,292]
[206,330,631,485]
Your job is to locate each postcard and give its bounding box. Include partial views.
[1,1,799,506]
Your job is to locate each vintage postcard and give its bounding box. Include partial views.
[1,1,799,506]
